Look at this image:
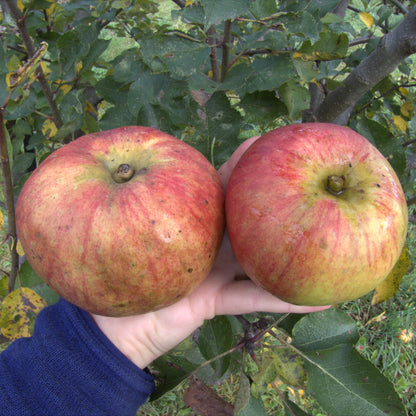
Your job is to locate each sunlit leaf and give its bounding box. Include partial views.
[359,12,374,28]
[400,101,414,118]
[371,246,411,305]
[0,287,47,340]
[16,240,25,257]
[392,115,408,133]
[365,311,386,326]
[41,119,58,138]
[0,275,8,299]
[6,42,47,90]
[0,210,3,229]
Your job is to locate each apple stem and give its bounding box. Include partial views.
[326,175,345,196]
[113,163,135,183]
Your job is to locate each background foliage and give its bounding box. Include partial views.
[1,0,416,414]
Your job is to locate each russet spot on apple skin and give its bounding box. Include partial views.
[226,122,408,306]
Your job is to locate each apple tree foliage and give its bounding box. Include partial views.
[0,0,415,414]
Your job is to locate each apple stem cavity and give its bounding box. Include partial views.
[113,163,135,183]
[326,174,345,196]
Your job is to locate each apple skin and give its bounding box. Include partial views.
[225,123,408,306]
[16,126,225,316]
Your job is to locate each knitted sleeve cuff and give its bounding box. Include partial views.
[0,298,155,416]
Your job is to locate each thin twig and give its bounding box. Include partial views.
[0,109,19,294]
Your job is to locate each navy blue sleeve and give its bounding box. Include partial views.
[0,298,155,416]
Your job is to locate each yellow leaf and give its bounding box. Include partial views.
[293,51,315,61]
[359,12,374,28]
[371,246,411,305]
[185,0,194,5]
[17,0,25,12]
[40,61,51,77]
[398,329,413,343]
[391,115,408,133]
[45,1,56,18]
[399,87,409,96]
[0,211,3,229]
[60,84,72,94]
[0,287,47,340]
[5,42,48,90]
[365,311,386,326]
[16,240,25,257]
[0,275,8,299]
[76,61,83,74]
[42,119,58,138]
[401,101,414,118]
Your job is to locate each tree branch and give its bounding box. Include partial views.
[220,20,233,82]
[171,0,185,8]
[0,109,19,294]
[4,0,63,130]
[315,5,416,123]
[207,26,220,82]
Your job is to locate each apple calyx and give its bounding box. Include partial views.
[113,163,135,183]
[326,174,345,196]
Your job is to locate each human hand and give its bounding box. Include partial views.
[92,137,330,369]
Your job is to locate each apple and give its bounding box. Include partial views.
[225,123,408,306]
[16,126,225,316]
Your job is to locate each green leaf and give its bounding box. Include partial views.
[150,354,199,401]
[292,308,359,351]
[200,0,251,28]
[57,30,84,78]
[278,80,310,120]
[81,38,110,71]
[239,91,286,125]
[95,75,126,106]
[112,52,144,84]
[198,315,234,378]
[98,104,136,131]
[12,153,35,176]
[283,400,311,416]
[205,92,243,166]
[280,11,321,42]
[305,0,343,18]
[353,118,406,178]
[313,31,349,59]
[234,372,267,416]
[303,344,406,416]
[140,35,210,78]
[222,55,296,95]
[18,261,59,306]
[127,72,156,116]
[250,0,280,19]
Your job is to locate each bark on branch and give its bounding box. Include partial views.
[315,5,416,123]
[4,0,63,130]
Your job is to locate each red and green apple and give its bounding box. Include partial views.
[225,123,408,306]
[16,126,225,316]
